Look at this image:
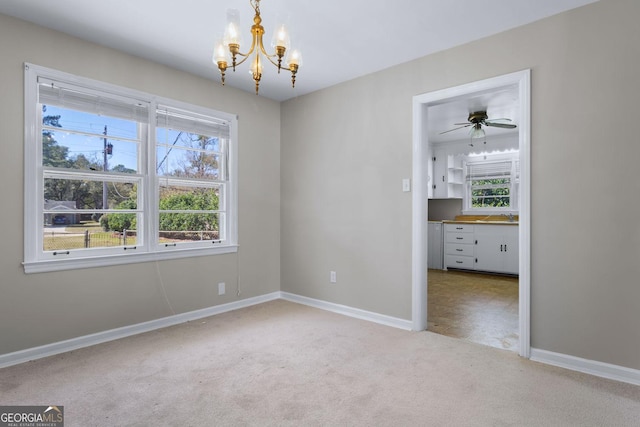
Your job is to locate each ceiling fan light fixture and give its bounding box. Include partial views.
[470,126,485,139]
[469,124,485,146]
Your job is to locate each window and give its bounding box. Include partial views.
[24,64,237,273]
[463,152,519,213]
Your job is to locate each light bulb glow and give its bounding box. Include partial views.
[273,24,290,49]
[251,55,263,75]
[224,9,242,45]
[214,41,227,63]
[470,126,485,139]
[287,49,302,67]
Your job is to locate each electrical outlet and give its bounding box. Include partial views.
[218,282,225,295]
[330,271,337,283]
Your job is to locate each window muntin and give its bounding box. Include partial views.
[25,64,237,272]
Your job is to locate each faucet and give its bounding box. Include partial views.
[502,213,515,222]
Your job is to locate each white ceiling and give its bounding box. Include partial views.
[0,0,596,101]
[427,84,520,144]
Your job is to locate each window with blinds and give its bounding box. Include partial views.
[155,105,231,247]
[24,63,237,273]
[464,154,519,212]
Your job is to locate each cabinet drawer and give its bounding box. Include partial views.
[444,223,474,233]
[445,255,475,269]
[445,233,474,244]
[446,243,474,256]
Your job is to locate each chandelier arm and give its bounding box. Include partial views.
[228,29,258,69]
[230,50,254,68]
[260,50,285,69]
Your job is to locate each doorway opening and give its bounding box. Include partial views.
[428,269,519,351]
[411,70,531,357]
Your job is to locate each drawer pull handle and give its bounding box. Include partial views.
[456,260,463,264]
[500,244,503,252]
[456,249,463,252]
[504,244,507,252]
[456,227,463,230]
[456,237,463,240]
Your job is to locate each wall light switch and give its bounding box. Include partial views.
[218,282,225,295]
[402,178,411,192]
[330,271,337,283]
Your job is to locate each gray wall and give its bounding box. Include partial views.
[2,0,639,373]
[281,0,640,370]
[0,14,281,354]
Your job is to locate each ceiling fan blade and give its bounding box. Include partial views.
[453,122,470,125]
[485,122,517,129]
[439,124,472,134]
[485,118,512,122]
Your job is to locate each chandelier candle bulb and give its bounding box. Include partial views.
[224,9,242,46]
[288,49,302,67]
[272,24,290,49]
[214,41,228,84]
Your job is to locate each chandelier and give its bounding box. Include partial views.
[214,0,302,95]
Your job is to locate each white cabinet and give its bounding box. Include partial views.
[444,223,519,275]
[446,155,464,198]
[474,224,519,275]
[430,150,464,199]
[431,150,447,198]
[444,223,475,270]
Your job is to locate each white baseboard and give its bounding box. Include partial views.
[280,291,413,331]
[530,348,640,386]
[8,292,638,388]
[0,292,280,369]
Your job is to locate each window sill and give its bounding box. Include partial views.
[23,244,238,274]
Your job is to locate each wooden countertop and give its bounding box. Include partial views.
[441,215,519,225]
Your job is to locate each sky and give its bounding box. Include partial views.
[43,105,223,179]
[44,105,140,172]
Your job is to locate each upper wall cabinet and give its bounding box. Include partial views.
[429,148,463,199]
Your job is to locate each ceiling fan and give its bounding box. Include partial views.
[440,111,517,145]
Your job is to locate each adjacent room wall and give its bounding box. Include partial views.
[427,200,462,221]
[281,0,640,370]
[0,14,281,355]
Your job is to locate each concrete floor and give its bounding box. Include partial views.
[427,269,519,351]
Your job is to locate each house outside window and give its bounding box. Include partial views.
[24,64,238,273]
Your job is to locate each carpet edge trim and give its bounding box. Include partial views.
[530,348,640,386]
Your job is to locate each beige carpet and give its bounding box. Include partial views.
[1,300,638,426]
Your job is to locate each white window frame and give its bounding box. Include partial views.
[462,151,519,215]
[23,63,238,273]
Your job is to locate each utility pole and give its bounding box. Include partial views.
[103,125,108,210]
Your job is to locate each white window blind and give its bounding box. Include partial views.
[156,104,230,139]
[38,77,149,123]
[467,160,512,181]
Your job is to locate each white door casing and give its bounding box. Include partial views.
[411,69,531,357]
